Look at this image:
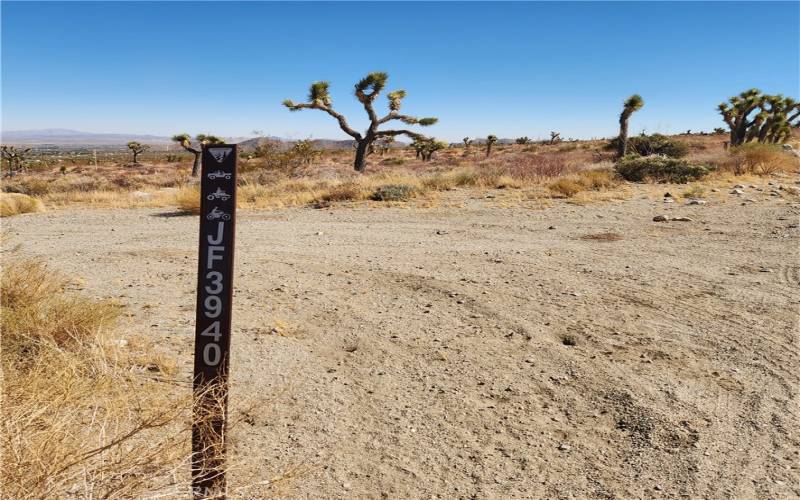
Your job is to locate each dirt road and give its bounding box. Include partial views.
[4,185,799,498]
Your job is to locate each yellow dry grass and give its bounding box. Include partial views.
[548,169,622,199]
[0,258,192,498]
[0,192,44,217]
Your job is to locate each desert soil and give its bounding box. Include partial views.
[3,182,799,499]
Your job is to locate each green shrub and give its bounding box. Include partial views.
[615,155,710,183]
[606,134,688,158]
[370,184,417,201]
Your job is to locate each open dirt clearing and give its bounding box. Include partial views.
[4,185,799,498]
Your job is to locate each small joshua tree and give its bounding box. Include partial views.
[515,136,531,145]
[617,95,644,158]
[126,141,150,165]
[0,145,31,177]
[171,133,225,176]
[548,132,562,145]
[719,89,799,146]
[463,137,471,149]
[283,72,437,172]
[418,138,447,161]
[486,135,498,157]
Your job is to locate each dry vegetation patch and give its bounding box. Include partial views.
[0,192,44,217]
[1,258,191,497]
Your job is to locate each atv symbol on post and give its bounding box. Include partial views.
[206,206,231,221]
[206,188,231,201]
[207,170,231,180]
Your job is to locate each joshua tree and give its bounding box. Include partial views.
[515,136,531,145]
[463,137,471,149]
[0,145,31,177]
[126,141,150,164]
[283,72,437,172]
[171,133,225,176]
[548,131,562,145]
[418,138,448,161]
[486,135,498,157]
[617,94,644,158]
[719,90,799,146]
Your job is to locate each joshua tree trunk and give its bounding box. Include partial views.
[618,115,630,158]
[133,151,140,164]
[191,150,201,177]
[486,142,492,157]
[354,139,371,172]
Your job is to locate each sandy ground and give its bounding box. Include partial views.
[4,181,800,499]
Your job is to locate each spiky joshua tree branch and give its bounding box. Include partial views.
[283,72,438,172]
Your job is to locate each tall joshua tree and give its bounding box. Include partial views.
[719,89,799,146]
[486,135,498,157]
[171,133,225,176]
[126,141,150,165]
[618,94,644,158]
[283,72,437,172]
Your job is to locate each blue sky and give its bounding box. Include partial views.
[2,1,798,141]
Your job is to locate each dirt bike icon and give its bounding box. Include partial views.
[207,170,231,180]
[206,206,231,221]
[206,188,230,201]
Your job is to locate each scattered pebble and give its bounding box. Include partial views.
[686,199,707,205]
[731,189,744,195]
[653,215,669,222]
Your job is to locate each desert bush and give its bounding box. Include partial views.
[548,169,620,198]
[606,134,688,158]
[316,182,364,203]
[370,184,417,201]
[382,157,406,166]
[0,193,44,217]
[615,155,710,183]
[723,143,799,175]
[2,177,52,196]
[174,185,201,214]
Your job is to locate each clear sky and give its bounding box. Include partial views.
[2,1,798,142]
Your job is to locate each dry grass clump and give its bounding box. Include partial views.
[0,192,44,217]
[175,185,202,214]
[1,258,191,498]
[548,169,620,198]
[722,143,799,175]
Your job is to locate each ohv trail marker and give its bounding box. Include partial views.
[192,144,237,498]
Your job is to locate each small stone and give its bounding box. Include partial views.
[653,215,669,222]
[759,267,774,273]
[548,225,556,230]
[672,216,692,222]
[654,484,663,491]
[558,443,571,451]
[663,192,673,198]
[316,231,324,236]
[734,184,745,189]
[686,199,707,205]
[731,188,744,195]
[663,198,674,203]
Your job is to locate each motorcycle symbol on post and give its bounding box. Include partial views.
[206,206,231,221]
[206,188,231,201]
[207,170,232,180]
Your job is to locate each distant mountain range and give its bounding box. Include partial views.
[1,129,175,146]
[0,129,408,150]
